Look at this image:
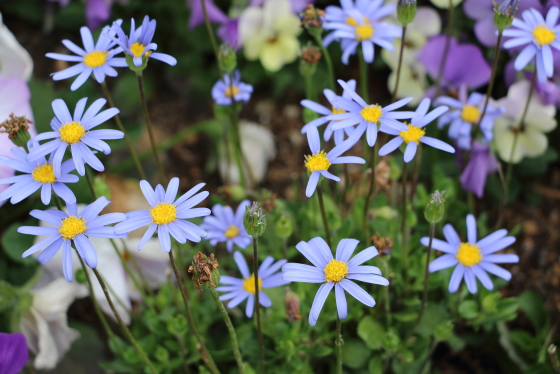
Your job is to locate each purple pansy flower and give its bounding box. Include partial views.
[0,332,28,374]
[459,141,499,198]
[86,0,112,30]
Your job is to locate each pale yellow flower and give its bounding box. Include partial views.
[238,0,301,72]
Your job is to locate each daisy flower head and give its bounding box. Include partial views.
[421,214,518,294]
[327,79,417,148]
[0,145,78,205]
[323,0,400,64]
[26,98,122,177]
[282,237,389,326]
[17,196,127,282]
[109,15,178,69]
[435,88,504,150]
[211,70,253,106]
[301,79,358,146]
[46,22,127,91]
[303,125,365,198]
[201,200,252,252]
[217,251,289,318]
[502,6,560,83]
[378,98,455,162]
[114,178,211,253]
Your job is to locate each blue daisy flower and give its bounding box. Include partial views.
[282,237,389,326]
[201,200,251,252]
[326,79,417,148]
[0,146,78,205]
[420,214,519,294]
[17,196,127,282]
[303,125,365,198]
[46,22,127,91]
[503,7,560,83]
[211,70,253,106]
[109,15,177,67]
[301,79,357,146]
[26,98,123,177]
[435,88,504,150]
[378,98,455,162]
[217,251,289,318]
[323,0,400,64]
[114,177,211,253]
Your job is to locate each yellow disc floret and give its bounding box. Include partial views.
[225,224,240,239]
[150,203,177,225]
[32,163,56,184]
[355,24,374,41]
[304,151,331,173]
[324,259,349,283]
[399,124,426,144]
[59,216,87,240]
[360,104,383,123]
[460,105,481,124]
[243,273,263,294]
[130,42,146,58]
[532,24,556,46]
[455,242,483,267]
[331,106,346,115]
[83,51,108,68]
[225,85,240,98]
[345,16,358,26]
[59,122,86,144]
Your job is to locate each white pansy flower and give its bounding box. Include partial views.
[0,13,33,80]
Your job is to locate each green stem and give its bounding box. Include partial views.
[335,317,343,374]
[209,287,245,374]
[391,26,407,102]
[341,164,350,214]
[227,73,247,189]
[168,250,219,374]
[411,223,435,335]
[136,73,167,183]
[52,194,63,211]
[305,73,315,102]
[85,168,96,199]
[91,268,158,374]
[316,184,331,248]
[435,3,454,97]
[252,237,265,374]
[200,0,222,73]
[363,142,378,240]
[122,238,154,297]
[381,260,392,327]
[409,146,422,202]
[312,34,335,90]
[476,32,503,128]
[401,162,409,279]
[358,48,369,102]
[100,81,146,180]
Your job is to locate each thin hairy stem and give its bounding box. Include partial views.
[200,0,222,73]
[313,34,336,90]
[363,143,378,239]
[335,317,343,374]
[391,26,407,102]
[476,32,503,127]
[358,49,369,102]
[401,162,409,280]
[411,223,435,334]
[252,237,265,374]
[435,2,454,97]
[317,184,332,247]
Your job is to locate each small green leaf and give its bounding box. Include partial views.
[358,316,385,350]
[458,300,479,319]
[2,220,38,266]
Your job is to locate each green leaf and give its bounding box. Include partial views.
[2,220,37,266]
[369,355,384,374]
[509,329,540,354]
[519,291,549,332]
[342,339,370,369]
[358,316,385,350]
[458,300,479,319]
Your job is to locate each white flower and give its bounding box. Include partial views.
[20,278,88,370]
[381,7,441,104]
[0,13,33,81]
[494,79,557,163]
[238,0,301,72]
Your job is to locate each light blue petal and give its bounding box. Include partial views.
[234,251,250,278]
[309,282,334,325]
[428,254,458,272]
[339,279,375,307]
[335,283,348,320]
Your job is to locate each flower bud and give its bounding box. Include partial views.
[397,0,417,26]
[493,0,519,31]
[284,289,301,321]
[299,44,322,77]
[299,4,325,37]
[125,53,149,74]
[1,113,32,151]
[218,43,237,73]
[424,190,446,224]
[188,252,220,292]
[275,215,293,239]
[75,268,88,285]
[243,201,266,237]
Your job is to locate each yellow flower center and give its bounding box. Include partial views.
[242,273,262,294]
[399,124,425,144]
[59,121,86,144]
[59,216,87,240]
[83,51,108,68]
[360,104,382,123]
[150,203,177,225]
[460,105,480,124]
[324,259,349,283]
[331,106,346,115]
[225,85,240,98]
[355,24,374,41]
[455,242,483,267]
[304,151,331,173]
[32,163,56,184]
[532,24,556,46]
[225,224,240,239]
[345,16,358,26]
[130,42,146,58]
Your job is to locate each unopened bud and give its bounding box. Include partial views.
[75,268,88,285]
[371,235,393,256]
[218,43,237,73]
[243,202,266,237]
[284,289,301,321]
[493,0,519,31]
[188,252,220,292]
[397,0,417,26]
[424,190,446,224]
[275,215,293,239]
[299,4,325,36]
[1,113,32,150]
[300,44,321,77]
[93,175,111,201]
